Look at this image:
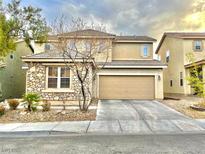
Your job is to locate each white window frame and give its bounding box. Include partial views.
[194,40,202,51]
[47,66,71,89]
[68,40,75,51]
[166,50,170,63]
[142,45,149,57]
[45,43,51,51]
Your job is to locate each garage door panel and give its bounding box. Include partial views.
[99,76,155,99]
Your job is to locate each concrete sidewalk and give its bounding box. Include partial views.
[0,119,205,135]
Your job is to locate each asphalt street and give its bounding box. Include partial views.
[0,133,205,154]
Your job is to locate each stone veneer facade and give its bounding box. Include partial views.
[26,63,93,101]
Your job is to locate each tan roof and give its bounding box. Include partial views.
[156,32,205,54]
[99,60,167,68]
[164,32,205,38]
[46,29,156,42]
[22,50,84,60]
[185,59,205,68]
[60,29,115,37]
[115,36,156,42]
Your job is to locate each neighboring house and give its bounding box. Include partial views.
[156,32,205,96]
[0,40,34,101]
[22,29,166,101]
[0,61,6,99]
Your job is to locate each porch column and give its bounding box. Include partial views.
[184,68,191,95]
[203,65,205,92]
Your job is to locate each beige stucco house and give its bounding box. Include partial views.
[156,32,205,96]
[22,29,166,101]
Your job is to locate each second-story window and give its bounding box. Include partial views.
[45,44,51,51]
[98,40,106,53]
[166,50,170,63]
[84,41,92,53]
[143,45,148,57]
[68,40,75,51]
[193,40,202,51]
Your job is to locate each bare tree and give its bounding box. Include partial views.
[50,17,112,111]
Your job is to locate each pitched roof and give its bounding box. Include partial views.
[21,50,85,62]
[46,29,156,42]
[156,32,205,54]
[163,32,205,38]
[184,59,205,68]
[115,36,157,42]
[99,60,167,68]
[58,29,116,38]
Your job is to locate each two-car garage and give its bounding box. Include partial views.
[99,75,155,100]
[96,60,166,100]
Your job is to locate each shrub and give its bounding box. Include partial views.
[42,101,51,112]
[0,105,5,116]
[7,99,19,110]
[23,93,41,112]
[91,97,99,105]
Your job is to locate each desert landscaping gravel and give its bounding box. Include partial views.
[161,96,205,119]
[0,109,96,123]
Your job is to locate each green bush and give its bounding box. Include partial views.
[0,105,5,116]
[7,99,20,110]
[23,93,41,112]
[42,101,51,112]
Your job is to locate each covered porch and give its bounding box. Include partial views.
[185,59,205,95]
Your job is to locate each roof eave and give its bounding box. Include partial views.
[58,35,116,39]
[181,37,205,39]
[21,57,94,63]
[114,40,156,43]
[155,33,167,54]
[184,60,205,68]
[102,65,167,69]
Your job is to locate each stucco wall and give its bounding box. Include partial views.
[0,41,33,101]
[96,68,164,99]
[112,42,153,60]
[26,63,92,101]
[35,39,113,63]
[183,39,205,65]
[158,37,185,94]
[158,37,205,95]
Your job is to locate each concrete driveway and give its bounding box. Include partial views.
[90,100,204,134]
[96,100,188,121]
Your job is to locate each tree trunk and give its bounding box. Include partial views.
[80,83,87,111]
[28,102,31,112]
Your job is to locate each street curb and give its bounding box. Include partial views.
[0,130,205,138]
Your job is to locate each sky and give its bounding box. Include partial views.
[3,0,205,47]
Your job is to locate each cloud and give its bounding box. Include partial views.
[4,0,205,43]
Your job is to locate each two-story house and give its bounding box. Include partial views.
[22,29,166,101]
[156,32,205,96]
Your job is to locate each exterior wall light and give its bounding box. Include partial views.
[158,75,161,81]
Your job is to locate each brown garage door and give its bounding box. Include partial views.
[99,75,155,100]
